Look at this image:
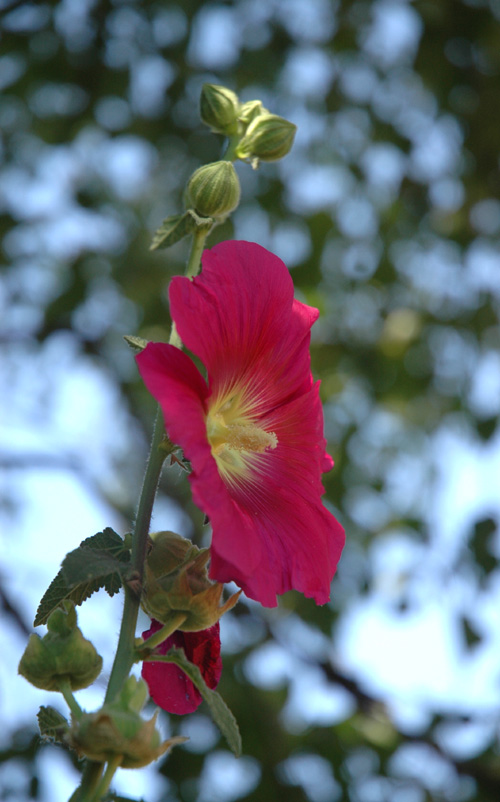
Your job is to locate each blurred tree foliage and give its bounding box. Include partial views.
[1,0,500,800]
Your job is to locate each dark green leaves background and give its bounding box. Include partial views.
[1,0,500,800]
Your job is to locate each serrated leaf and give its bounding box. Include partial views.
[81,527,130,559]
[37,706,69,742]
[62,547,132,588]
[34,528,130,626]
[150,210,214,251]
[34,570,106,628]
[149,647,241,757]
[123,335,149,353]
[150,212,194,250]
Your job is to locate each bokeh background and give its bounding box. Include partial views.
[2,0,500,800]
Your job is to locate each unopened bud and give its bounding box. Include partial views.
[200,83,240,135]
[235,114,297,164]
[142,531,240,631]
[120,674,149,713]
[186,161,241,221]
[238,100,267,125]
[70,677,186,768]
[18,601,102,692]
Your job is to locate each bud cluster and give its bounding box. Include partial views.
[235,114,297,165]
[152,83,297,248]
[199,83,297,167]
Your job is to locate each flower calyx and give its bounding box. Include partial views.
[69,676,186,768]
[186,160,241,222]
[141,531,241,632]
[235,113,297,167]
[18,600,102,692]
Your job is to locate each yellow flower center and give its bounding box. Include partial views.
[206,391,277,486]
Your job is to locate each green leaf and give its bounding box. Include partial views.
[37,706,69,742]
[34,570,106,628]
[147,647,241,757]
[150,212,194,250]
[123,334,149,353]
[150,210,214,251]
[62,546,132,588]
[34,528,130,627]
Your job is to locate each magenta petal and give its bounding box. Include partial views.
[204,386,345,605]
[169,241,319,410]
[136,341,212,470]
[141,620,222,715]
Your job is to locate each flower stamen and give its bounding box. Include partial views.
[223,422,277,454]
[206,394,277,482]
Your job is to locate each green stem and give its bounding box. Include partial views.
[131,408,169,578]
[70,762,103,802]
[105,407,168,703]
[168,227,208,349]
[186,226,209,279]
[89,756,122,802]
[103,587,138,703]
[58,678,83,719]
[223,135,240,161]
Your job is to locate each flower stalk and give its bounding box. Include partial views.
[58,677,83,719]
[73,763,104,802]
[186,226,210,279]
[139,612,187,653]
[88,757,122,802]
[104,407,169,704]
[223,135,241,161]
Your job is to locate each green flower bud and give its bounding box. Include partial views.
[186,160,241,221]
[200,83,240,135]
[120,675,149,713]
[235,113,297,164]
[18,601,102,692]
[46,601,77,636]
[238,99,267,125]
[142,531,241,632]
[70,677,186,768]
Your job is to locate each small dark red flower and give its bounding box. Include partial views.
[141,620,222,715]
[136,240,345,607]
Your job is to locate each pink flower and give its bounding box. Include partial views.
[136,240,345,607]
[141,620,222,715]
